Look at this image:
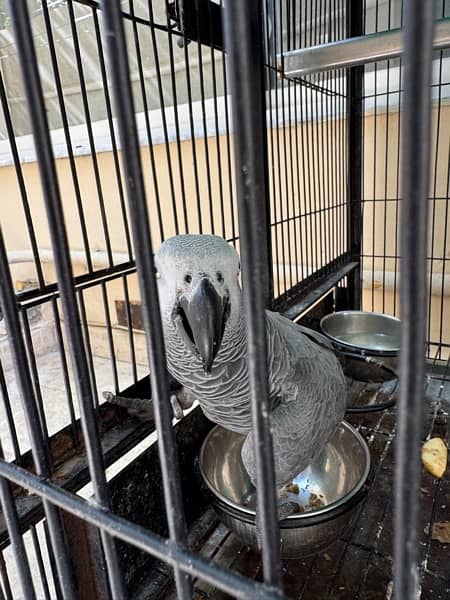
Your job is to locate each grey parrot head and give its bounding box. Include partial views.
[155,234,241,374]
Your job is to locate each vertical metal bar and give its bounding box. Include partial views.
[428,39,444,349]
[292,74,306,282]
[330,3,337,265]
[278,0,293,293]
[264,0,281,299]
[0,360,21,463]
[181,31,203,233]
[101,283,119,394]
[394,1,435,598]
[393,5,404,317]
[221,24,238,244]
[162,0,189,233]
[0,71,45,289]
[313,0,324,273]
[260,2,274,306]
[20,311,50,441]
[147,0,180,235]
[123,275,138,384]
[0,578,6,600]
[438,140,450,351]
[346,0,363,310]
[222,0,282,591]
[42,521,63,600]
[30,525,51,600]
[297,33,311,280]
[50,299,79,447]
[7,4,125,597]
[0,552,12,600]
[272,1,288,294]
[128,3,165,244]
[206,1,226,239]
[66,0,114,269]
[100,4,192,598]
[381,2,392,314]
[370,2,379,313]
[286,76,300,285]
[91,6,134,260]
[193,0,215,233]
[0,230,76,599]
[78,290,99,409]
[0,446,36,600]
[41,0,93,274]
[340,0,346,259]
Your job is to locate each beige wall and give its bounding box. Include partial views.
[360,103,450,354]
[1,106,449,363]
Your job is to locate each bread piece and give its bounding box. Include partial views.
[422,437,448,478]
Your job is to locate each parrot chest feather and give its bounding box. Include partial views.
[164,316,255,434]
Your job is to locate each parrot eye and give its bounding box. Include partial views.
[216,272,223,283]
[184,274,192,284]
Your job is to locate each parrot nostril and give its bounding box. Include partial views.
[216,272,223,283]
[184,274,192,284]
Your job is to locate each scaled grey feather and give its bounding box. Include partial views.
[156,234,346,487]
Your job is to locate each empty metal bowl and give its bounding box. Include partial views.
[199,422,370,558]
[320,311,401,356]
[320,311,400,411]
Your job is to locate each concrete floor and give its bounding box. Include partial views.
[0,350,147,462]
[0,349,147,599]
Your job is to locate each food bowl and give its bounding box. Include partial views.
[320,311,400,357]
[199,422,371,558]
[320,311,400,411]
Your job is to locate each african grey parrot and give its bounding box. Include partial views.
[155,234,346,515]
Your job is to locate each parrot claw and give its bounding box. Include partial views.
[170,394,184,420]
[254,496,299,550]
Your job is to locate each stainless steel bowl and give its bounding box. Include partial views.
[320,311,401,356]
[199,422,370,558]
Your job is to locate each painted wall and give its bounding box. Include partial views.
[1,105,449,366]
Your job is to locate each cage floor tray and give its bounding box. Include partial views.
[156,367,450,600]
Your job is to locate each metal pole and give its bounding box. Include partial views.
[0,443,36,600]
[0,459,283,600]
[281,17,450,77]
[7,3,125,597]
[346,0,363,310]
[0,230,76,600]
[222,0,283,592]
[394,1,435,598]
[100,3,192,598]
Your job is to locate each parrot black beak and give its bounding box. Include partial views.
[178,278,229,373]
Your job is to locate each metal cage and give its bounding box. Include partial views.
[0,0,448,598]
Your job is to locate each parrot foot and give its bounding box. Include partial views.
[170,394,184,420]
[103,387,194,420]
[254,494,299,550]
[170,387,195,419]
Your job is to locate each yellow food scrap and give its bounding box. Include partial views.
[286,483,299,495]
[421,437,448,479]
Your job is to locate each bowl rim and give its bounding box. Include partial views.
[199,420,371,521]
[320,310,401,354]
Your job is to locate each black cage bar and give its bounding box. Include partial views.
[0,0,448,598]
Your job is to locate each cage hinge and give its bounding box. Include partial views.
[168,0,224,51]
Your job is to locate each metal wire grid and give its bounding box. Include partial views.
[0,1,442,599]
[266,0,350,303]
[0,1,344,597]
[0,0,237,452]
[0,0,354,472]
[0,0,239,294]
[360,0,450,358]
